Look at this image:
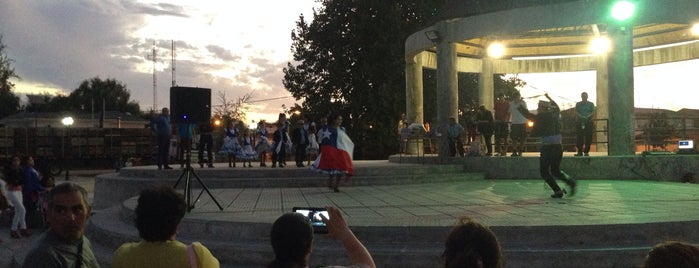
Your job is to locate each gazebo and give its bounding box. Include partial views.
[404,0,699,156]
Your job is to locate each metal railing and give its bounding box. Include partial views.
[396,115,699,155]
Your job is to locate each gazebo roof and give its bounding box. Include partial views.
[417,0,699,59]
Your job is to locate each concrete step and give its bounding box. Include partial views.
[88,197,699,268]
[392,153,699,181]
[93,162,474,209]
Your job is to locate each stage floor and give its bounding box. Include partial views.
[126,178,699,228]
[86,158,699,267]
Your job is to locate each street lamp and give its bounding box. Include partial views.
[610,0,636,22]
[62,116,74,180]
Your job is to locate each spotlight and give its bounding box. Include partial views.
[487,42,506,58]
[691,23,699,36]
[590,36,611,54]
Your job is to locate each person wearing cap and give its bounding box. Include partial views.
[517,93,576,198]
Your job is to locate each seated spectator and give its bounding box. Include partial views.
[23,182,99,267]
[443,217,503,268]
[644,241,699,268]
[269,206,375,268]
[112,186,219,268]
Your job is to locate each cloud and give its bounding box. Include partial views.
[1,1,144,89]
[205,45,241,62]
[121,1,189,17]
[0,0,319,119]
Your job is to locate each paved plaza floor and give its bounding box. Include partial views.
[2,166,699,267]
[160,178,699,228]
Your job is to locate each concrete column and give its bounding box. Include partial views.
[607,24,636,155]
[405,53,424,155]
[405,53,424,126]
[479,58,495,110]
[595,55,609,153]
[436,41,458,157]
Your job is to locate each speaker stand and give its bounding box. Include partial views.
[173,153,223,212]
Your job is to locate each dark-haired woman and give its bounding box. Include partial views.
[268,206,375,268]
[3,155,28,238]
[112,186,219,267]
[443,217,503,268]
[310,114,354,192]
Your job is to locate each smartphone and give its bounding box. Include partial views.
[292,207,329,234]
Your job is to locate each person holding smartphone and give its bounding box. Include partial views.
[268,206,375,268]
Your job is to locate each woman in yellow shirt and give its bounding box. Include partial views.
[112,187,219,268]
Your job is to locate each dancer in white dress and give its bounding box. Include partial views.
[255,120,271,167]
[236,129,258,167]
[219,121,241,167]
[306,124,319,166]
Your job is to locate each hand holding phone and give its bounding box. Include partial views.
[293,207,329,234]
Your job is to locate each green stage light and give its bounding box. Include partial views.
[611,0,636,22]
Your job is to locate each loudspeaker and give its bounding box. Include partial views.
[170,87,211,124]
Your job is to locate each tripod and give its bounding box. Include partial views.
[174,152,223,212]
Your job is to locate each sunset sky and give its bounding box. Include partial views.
[1,1,697,127]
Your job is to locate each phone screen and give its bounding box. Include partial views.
[293,207,329,233]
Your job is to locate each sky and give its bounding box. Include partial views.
[513,58,699,112]
[0,0,320,126]
[1,1,698,128]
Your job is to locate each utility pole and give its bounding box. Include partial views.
[172,40,177,87]
[147,40,158,111]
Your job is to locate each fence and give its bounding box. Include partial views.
[0,127,157,174]
[398,114,699,155]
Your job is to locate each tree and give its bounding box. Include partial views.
[45,77,141,115]
[284,1,531,159]
[284,0,445,159]
[0,35,21,118]
[212,91,251,125]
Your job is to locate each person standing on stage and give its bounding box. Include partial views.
[198,121,215,168]
[219,120,241,167]
[255,120,271,167]
[311,113,354,193]
[272,122,290,168]
[446,117,465,157]
[518,93,576,198]
[150,107,172,170]
[237,128,257,168]
[292,119,309,167]
[176,122,195,168]
[509,91,528,157]
[494,94,510,156]
[476,105,495,156]
[575,91,595,156]
[272,113,291,167]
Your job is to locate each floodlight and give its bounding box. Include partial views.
[487,42,506,58]
[691,23,699,36]
[590,36,611,54]
[611,0,636,22]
